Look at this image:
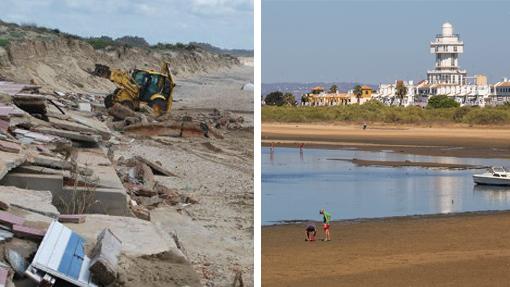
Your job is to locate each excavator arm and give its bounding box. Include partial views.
[159,62,176,112]
[92,64,139,97]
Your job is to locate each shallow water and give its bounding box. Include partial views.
[262,147,510,225]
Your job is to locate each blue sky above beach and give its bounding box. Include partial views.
[262,0,510,84]
[0,0,253,49]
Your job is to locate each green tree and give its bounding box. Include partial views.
[264,91,284,106]
[427,95,460,109]
[395,80,408,106]
[329,84,337,94]
[283,93,296,106]
[301,94,309,104]
[353,85,362,104]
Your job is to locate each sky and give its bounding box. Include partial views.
[0,0,253,49]
[262,0,510,84]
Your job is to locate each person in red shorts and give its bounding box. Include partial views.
[320,209,332,241]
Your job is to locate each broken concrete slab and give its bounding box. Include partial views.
[65,214,186,260]
[131,206,150,221]
[75,149,124,189]
[67,112,111,138]
[0,230,13,242]
[48,116,106,138]
[32,127,101,144]
[123,121,224,139]
[0,151,27,180]
[0,187,59,219]
[1,173,63,204]
[134,156,177,177]
[88,228,122,286]
[5,248,26,277]
[0,104,26,118]
[78,103,91,112]
[60,186,130,216]
[11,165,64,175]
[29,154,93,176]
[131,161,155,191]
[13,129,61,144]
[12,93,47,117]
[0,81,40,96]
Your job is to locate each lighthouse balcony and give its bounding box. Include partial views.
[430,46,463,53]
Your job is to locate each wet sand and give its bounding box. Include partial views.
[262,211,510,287]
[327,158,487,169]
[262,123,510,158]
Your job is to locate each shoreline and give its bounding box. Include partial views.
[263,208,510,227]
[262,123,510,158]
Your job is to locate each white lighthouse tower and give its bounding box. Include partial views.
[427,22,467,85]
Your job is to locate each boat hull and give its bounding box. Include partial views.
[473,175,510,186]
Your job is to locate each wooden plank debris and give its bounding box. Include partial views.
[0,140,21,153]
[58,214,86,224]
[0,266,10,287]
[0,211,25,228]
[12,225,46,240]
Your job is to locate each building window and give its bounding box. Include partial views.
[454,46,457,52]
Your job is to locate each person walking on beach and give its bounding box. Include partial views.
[304,223,317,241]
[320,209,332,241]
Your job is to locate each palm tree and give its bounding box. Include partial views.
[353,85,362,104]
[395,80,408,106]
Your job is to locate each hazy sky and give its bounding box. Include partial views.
[0,0,253,49]
[262,0,510,84]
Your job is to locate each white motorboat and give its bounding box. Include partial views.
[473,167,510,186]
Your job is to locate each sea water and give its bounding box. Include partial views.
[262,147,510,225]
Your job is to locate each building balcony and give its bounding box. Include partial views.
[430,47,463,53]
[435,33,461,39]
[427,69,467,74]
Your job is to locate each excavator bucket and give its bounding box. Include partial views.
[92,64,112,79]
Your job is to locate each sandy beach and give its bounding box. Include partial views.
[262,211,510,287]
[262,123,510,158]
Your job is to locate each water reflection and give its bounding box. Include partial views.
[474,185,510,204]
[262,147,510,225]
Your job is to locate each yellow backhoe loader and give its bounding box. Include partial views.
[92,62,176,116]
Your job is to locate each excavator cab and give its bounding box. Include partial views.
[132,69,173,115]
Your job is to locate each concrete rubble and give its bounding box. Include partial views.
[88,228,122,285]
[0,79,248,286]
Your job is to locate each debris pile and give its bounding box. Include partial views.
[0,75,249,286]
[174,108,245,130]
[115,156,198,221]
[0,78,234,286]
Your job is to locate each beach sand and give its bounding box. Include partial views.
[262,123,510,158]
[262,212,510,287]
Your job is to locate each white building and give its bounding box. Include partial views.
[376,81,416,106]
[491,78,510,104]
[374,22,501,107]
[427,22,467,85]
